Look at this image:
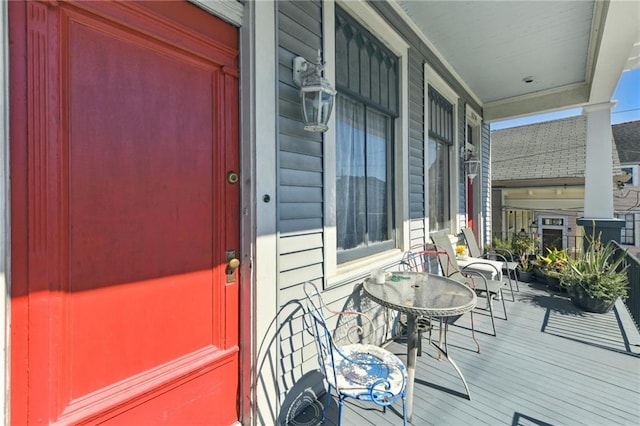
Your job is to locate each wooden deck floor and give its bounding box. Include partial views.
[296,281,640,425]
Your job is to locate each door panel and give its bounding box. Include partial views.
[542,229,564,252]
[10,1,240,423]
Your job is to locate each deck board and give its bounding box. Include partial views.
[298,281,640,425]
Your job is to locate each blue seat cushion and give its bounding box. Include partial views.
[325,343,406,400]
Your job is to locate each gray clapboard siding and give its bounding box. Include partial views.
[408,126,423,143]
[482,123,492,242]
[410,219,425,232]
[280,134,323,157]
[280,248,323,272]
[279,96,304,123]
[280,233,323,254]
[284,0,321,21]
[279,9,322,38]
[410,203,424,220]
[279,168,322,187]
[280,186,322,203]
[277,0,324,316]
[409,220,426,247]
[279,281,321,306]
[279,203,322,220]
[280,151,322,172]
[457,102,466,231]
[278,334,317,401]
[278,63,298,90]
[408,142,423,157]
[279,116,322,141]
[280,264,324,288]
[278,50,295,74]
[279,218,323,236]
[279,30,320,63]
[408,50,426,233]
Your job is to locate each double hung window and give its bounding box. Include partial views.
[335,8,399,263]
[616,213,635,245]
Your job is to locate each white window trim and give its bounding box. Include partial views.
[424,63,459,235]
[466,105,482,127]
[539,215,568,249]
[621,164,638,186]
[465,105,483,243]
[324,0,409,285]
[615,212,636,246]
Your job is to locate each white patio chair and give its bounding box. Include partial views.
[431,232,508,336]
[461,227,520,296]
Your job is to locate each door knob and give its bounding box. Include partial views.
[227,258,240,270]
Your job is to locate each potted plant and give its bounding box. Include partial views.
[489,233,539,282]
[536,247,569,291]
[511,232,539,283]
[517,255,536,283]
[558,232,629,313]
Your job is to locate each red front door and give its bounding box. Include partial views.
[10,1,240,423]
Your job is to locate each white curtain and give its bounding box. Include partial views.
[428,137,450,231]
[337,95,366,250]
[336,95,389,251]
[366,109,388,243]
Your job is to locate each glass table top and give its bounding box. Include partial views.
[363,271,477,317]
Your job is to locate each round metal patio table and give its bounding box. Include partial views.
[363,272,477,423]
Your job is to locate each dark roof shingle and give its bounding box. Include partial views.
[491,115,622,182]
[613,120,640,164]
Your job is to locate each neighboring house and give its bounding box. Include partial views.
[613,121,640,256]
[491,117,637,256]
[1,1,638,424]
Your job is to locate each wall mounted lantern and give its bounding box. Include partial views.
[292,51,336,132]
[465,159,480,181]
[461,144,480,180]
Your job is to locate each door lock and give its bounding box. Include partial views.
[225,250,240,283]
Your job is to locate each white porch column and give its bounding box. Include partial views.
[246,0,279,423]
[578,102,624,244]
[582,102,615,218]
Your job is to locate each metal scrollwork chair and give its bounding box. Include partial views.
[303,282,408,426]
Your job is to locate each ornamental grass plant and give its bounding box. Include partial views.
[559,231,629,303]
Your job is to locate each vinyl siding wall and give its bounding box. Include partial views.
[276,0,326,407]
[273,0,485,415]
[482,123,492,245]
[457,102,466,232]
[408,48,427,247]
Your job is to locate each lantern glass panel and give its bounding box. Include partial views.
[301,84,335,132]
[466,160,480,177]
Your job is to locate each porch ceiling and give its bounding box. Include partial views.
[395,0,640,122]
[501,186,585,211]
